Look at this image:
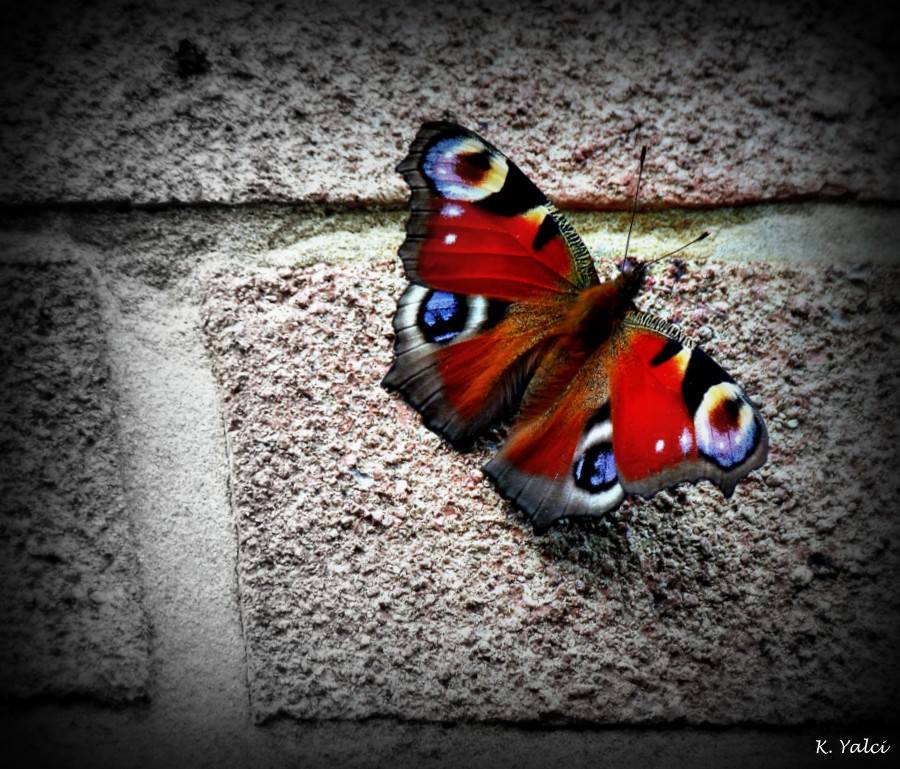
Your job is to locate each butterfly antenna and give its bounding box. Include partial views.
[621,146,647,271]
[645,231,711,267]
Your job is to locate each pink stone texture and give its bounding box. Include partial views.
[202,255,900,723]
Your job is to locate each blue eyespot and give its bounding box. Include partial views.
[417,290,468,344]
[422,137,503,201]
[573,442,618,493]
[693,384,760,469]
[699,413,758,468]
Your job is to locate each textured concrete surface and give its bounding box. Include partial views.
[5,706,861,769]
[0,204,896,768]
[2,0,900,208]
[202,230,900,724]
[100,271,253,763]
[0,260,150,702]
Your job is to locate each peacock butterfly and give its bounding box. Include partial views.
[382,122,768,534]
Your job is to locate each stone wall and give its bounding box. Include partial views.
[2,1,899,767]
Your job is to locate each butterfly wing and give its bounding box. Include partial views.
[609,311,768,498]
[395,121,598,297]
[483,343,624,534]
[383,122,598,446]
[484,312,768,534]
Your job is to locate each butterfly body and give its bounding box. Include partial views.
[564,269,644,348]
[384,122,768,533]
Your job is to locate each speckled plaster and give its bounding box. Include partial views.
[0,261,150,702]
[1,0,899,207]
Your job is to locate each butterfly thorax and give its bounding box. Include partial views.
[565,266,645,351]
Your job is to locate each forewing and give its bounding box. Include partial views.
[396,121,598,299]
[385,122,597,445]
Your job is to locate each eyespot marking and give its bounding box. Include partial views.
[417,290,469,344]
[454,149,492,183]
[573,441,618,493]
[422,137,508,201]
[694,382,759,469]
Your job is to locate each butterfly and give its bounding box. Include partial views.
[382,121,768,534]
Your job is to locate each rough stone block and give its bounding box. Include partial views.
[0,261,150,702]
[202,253,900,724]
[1,0,898,206]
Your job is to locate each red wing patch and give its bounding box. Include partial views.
[416,201,579,301]
[609,316,768,498]
[608,329,698,484]
[397,122,598,301]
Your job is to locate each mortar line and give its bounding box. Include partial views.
[81,257,158,700]
[1,197,900,217]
